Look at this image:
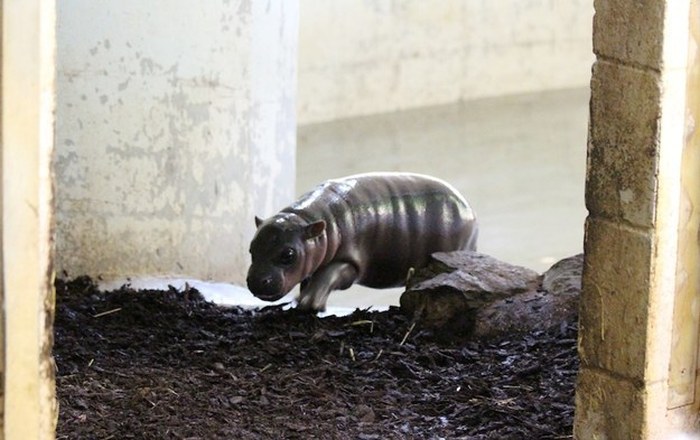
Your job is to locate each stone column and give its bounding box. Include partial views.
[54,0,298,284]
[575,0,699,438]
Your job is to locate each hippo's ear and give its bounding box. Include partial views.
[303,220,326,240]
[255,216,264,228]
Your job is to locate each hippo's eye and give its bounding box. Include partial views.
[277,248,297,266]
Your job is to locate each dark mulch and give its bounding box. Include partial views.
[54,277,577,439]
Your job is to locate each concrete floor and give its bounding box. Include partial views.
[297,87,589,309]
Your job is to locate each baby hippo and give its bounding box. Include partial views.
[246,172,478,311]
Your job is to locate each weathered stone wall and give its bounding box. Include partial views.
[54,1,299,284]
[575,0,699,438]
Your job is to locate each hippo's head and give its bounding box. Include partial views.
[246,213,326,301]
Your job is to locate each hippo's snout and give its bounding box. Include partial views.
[247,272,284,301]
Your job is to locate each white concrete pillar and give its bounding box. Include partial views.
[2,0,57,438]
[55,0,298,284]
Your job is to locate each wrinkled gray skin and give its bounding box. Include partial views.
[246,172,478,311]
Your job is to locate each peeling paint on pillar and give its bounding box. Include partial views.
[55,1,298,284]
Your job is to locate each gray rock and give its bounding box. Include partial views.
[408,251,540,294]
[400,251,541,334]
[542,253,583,297]
[399,251,583,340]
[473,254,582,339]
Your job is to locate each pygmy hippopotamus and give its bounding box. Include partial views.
[246,172,478,311]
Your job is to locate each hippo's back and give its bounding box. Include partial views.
[286,172,477,288]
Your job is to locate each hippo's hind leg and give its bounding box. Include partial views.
[297,262,358,312]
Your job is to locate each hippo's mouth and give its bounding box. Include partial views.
[247,280,288,302]
[252,291,286,302]
[246,270,293,302]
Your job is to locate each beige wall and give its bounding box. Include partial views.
[298,0,594,124]
[55,1,298,284]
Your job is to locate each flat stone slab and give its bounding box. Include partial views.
[400,251,583,339]
[407,251,540,296]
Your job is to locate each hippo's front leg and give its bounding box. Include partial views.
[297,262,358,311]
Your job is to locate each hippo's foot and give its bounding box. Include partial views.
[296,295,325,312]
[297,262,358,312]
